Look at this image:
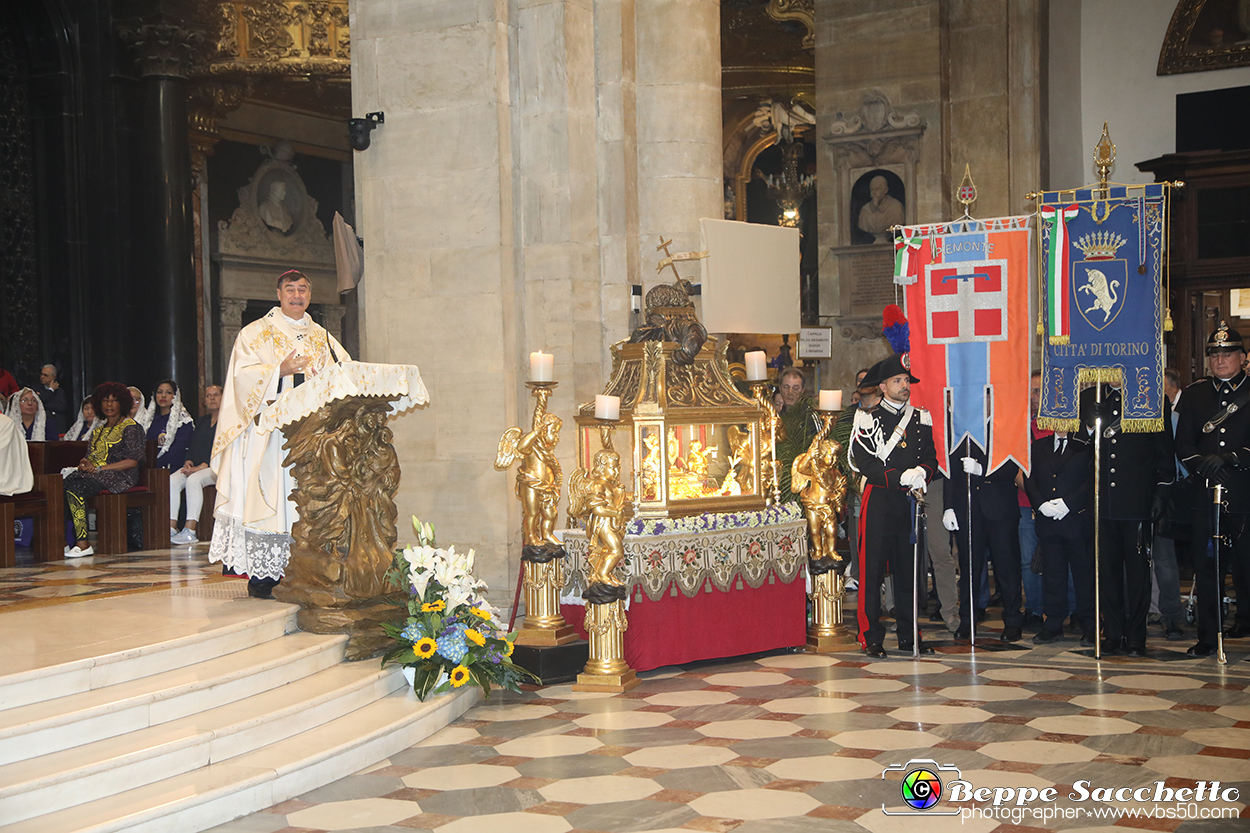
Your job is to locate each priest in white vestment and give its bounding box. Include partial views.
[209,270,349,597]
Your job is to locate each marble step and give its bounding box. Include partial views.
[0,658,408,825]
[0,630,347,767]
[0,600,298,712]
[1,683,479,833]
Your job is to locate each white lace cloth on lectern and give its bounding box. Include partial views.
[256,361,429,434]
[209,515,293,581]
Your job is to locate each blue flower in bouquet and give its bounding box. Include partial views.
[436,630,469,664]
[401,621,426,643]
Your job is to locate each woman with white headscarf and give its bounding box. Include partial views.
[128,387,151,429]
[143,380,195,470]
[64,396,102,441]
[8,388,55,441]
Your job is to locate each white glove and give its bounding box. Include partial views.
[900,466,927,492]
[961,456,983,476]
[942,508,958,531]
[1039,498,1070,520]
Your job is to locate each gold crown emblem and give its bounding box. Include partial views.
[1212,320,1236,347]
[1074,231,1127,261]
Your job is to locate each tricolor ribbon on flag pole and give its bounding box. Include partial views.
[1039,203,1079,345]
[893,236,922,285]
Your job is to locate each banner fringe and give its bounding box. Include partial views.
[1049,335,1070,345]
[1036,416,1081,433]
[1122,417,1165,433]
[1078,367,1124,385]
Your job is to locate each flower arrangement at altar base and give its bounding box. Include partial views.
[382,517,535,701]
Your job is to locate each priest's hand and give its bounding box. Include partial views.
[279,350,310,377]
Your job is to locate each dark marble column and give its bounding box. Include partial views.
[121,23,201,413]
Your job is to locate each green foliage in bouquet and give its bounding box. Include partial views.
[381,517,536,701]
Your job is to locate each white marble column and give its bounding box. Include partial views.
[350,0,723,601]
[634,0,723,286]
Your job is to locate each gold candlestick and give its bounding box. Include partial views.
[749,381,783,505]
[570,420,640,691]
[793,409,856,652]
[495,381,577,646]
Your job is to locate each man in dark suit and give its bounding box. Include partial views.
[1025,430,1096,644]
[849,353,938,658]
[1078,384,1175,657]
[1175,322,1250,657]
[942,438,1024,642]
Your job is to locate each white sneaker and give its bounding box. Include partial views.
[170,528,187,544]
[175,529,199,545]
[66,545,94,558]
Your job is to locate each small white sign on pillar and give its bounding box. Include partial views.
[798,327,833,360]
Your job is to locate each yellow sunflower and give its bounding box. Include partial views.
[504,640,515,657]
[421,600,446,613]
[465,628,486,646]
[414,637,437,658]
[470,607,493,621]
[450,665,471,687]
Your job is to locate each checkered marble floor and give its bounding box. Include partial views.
[0,546,231,610]
[206,639,1250,833]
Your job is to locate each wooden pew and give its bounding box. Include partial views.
[0,443,64,567]
[37,440,171,555]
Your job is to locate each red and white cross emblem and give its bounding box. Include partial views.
[957,184,976,203]
[924,259,1009,344]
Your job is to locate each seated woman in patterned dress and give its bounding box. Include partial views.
[63,382,146,558]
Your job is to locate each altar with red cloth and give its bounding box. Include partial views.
[560,506,808,672]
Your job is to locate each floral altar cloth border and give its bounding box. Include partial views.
[561,504,808,603]
[257,361,429,434]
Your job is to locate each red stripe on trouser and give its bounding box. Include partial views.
[856,484,873,647]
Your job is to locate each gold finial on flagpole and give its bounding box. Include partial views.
[1094,122,1116,194]
[955,164,977,220]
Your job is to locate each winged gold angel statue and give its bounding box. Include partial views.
[791,416,847,568]
[495,386,564,555]
[568,432,630,599]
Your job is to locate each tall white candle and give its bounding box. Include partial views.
[819,390,842,411]
[529,351,554,382]
[744,351,768,382]
[595,395,620,420]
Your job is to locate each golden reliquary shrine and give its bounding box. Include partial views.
[575,338,768,519]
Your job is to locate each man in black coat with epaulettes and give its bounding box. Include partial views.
[1174,321,1250,657]
[849,353,938,658]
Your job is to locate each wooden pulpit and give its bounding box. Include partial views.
[258,361,428,659]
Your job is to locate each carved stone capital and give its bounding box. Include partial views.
[120,23,205,79]
[220,296,249,326]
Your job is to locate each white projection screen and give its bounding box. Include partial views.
[698,218,801,334]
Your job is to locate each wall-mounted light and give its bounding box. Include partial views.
[348,111,385,151]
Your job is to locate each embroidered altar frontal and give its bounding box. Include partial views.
[1037,184,1167,433]
[561,508,808,671]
